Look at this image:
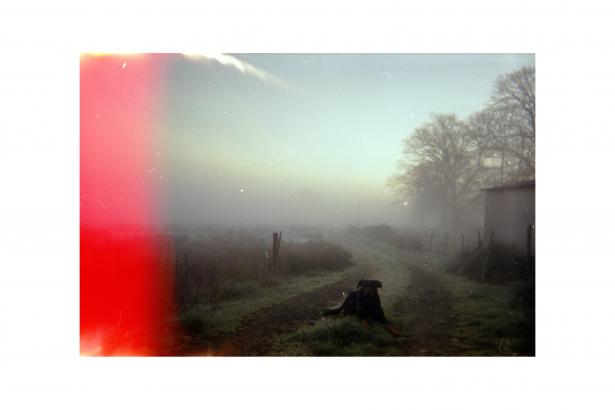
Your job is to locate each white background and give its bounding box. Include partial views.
[0,1,614,409]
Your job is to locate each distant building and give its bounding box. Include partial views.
[482,179,535,256]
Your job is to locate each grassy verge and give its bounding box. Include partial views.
[437,273,535,356]
[400,245,534,356]
[407,248,534,355]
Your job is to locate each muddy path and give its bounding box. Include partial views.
[220,255,458,356]
[176,238,459,356]
[221,267,366,355]
[392,262,458,356]
[181,264,369,356]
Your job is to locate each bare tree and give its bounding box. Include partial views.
[391,113,487,231]
[472,65,535,181]
[390,66,535,231]
[467,107,514,185]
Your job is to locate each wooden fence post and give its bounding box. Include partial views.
[526,224,533,269]
[272,232,278,275]
[272,231,282,275]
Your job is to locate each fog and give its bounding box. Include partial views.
[81,53,534,230]
[151,53,533,229]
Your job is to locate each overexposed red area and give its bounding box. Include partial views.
[80,54,175,355]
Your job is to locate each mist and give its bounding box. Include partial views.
[152,53,533,229]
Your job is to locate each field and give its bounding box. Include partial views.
[165,227,535,356]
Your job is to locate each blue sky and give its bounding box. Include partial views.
[162,53,534,226]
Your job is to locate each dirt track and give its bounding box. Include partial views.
[220,267,365,355]
[180,242,458,356]
[222,259,458,356]
[392,263,457,356]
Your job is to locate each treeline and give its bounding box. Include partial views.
[390,66,535,232]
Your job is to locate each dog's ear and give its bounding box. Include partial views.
[374,280,383,288]
[356,280,365,289]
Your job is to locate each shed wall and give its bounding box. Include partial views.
[484,187,535,255]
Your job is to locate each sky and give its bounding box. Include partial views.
[159,53,535,227]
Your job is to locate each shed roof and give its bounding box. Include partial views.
[482,179,535,192]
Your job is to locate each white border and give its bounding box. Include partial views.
[1,1,615,409]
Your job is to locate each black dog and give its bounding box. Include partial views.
[323,279,387,323]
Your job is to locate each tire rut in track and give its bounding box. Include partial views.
[204,265,369,356]
[393,263,458,356]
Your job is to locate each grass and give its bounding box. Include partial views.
[272,235,534,356]
[270,235,414,355]
[399,243,535,356]
[177,233,534,356]
[432,272,534,356]
[174,233,354,310]
[333,235,416,309]
[270,317,404,356]
[424,241,535,356]
[177,268,355,340]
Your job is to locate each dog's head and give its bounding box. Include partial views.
[356,280,382,295]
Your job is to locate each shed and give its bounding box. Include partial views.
[482,179,535,256]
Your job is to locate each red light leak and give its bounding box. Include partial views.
[80,54,176,355]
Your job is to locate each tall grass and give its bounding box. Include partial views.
[173,230,354,314]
